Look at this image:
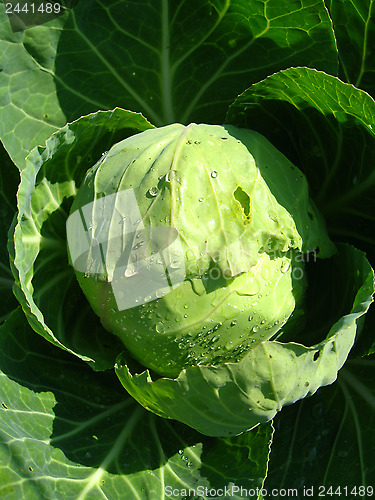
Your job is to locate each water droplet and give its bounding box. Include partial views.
[178,449,184,455]
[211,295,222,308]
[268,213,278,223]
[281,261,290,273]
[185,250,195,261]
[184,313,188,318]
[252,325,259,333]
[198,197,204,202]
[230,320,237,326]
[166,170,176,182]
[148,187,159,196]
[124,266,137,277]
[260,319,266,324]
[211,171,218,178]
[260,267,271,280]
[248,315,253,321]
[190,279,205,296]
[133,241,144,249]
[155,322,165,333]
[236,276,260,295]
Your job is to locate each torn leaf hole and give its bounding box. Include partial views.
[234,186,250,218]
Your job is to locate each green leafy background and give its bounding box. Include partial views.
[267,358,375,491]
[1,0,375,498]
[0,143,19,323]
[0,309,272,499]
[0,0,339,168]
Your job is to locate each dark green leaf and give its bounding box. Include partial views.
[325,0,375,95]
[0,141,19,324]
[0,308,273,499]
[0,0,338,168]
[265,357,375,494]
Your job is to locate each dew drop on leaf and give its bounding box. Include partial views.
[281,261,290,273]
[155,322,165,333]
[124,267,137,277]
[148,187,159,196]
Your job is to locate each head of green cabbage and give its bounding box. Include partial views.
[68,123,333,377]
[67,123,358,436]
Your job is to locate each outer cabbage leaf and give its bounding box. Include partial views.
[226,66,375,354]
[9,108,154,370]
[0,0,338,168]
[264,358,375,490]
[0,308,273,499]
[115,244,374,437]
[325,0,375,97]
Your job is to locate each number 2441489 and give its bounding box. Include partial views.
[5,3,62,14]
